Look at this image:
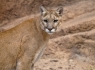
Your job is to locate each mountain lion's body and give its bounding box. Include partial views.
[0,6,63,70]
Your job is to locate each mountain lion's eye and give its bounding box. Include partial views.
[54,20,58,23]
[44,20,48,23]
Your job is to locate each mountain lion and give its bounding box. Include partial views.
[0,6,63,70]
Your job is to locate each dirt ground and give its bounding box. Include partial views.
[34,0,95,70]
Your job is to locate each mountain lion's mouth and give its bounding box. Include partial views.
[45,28,56,34]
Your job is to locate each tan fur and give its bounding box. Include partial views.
[0,6,63,70]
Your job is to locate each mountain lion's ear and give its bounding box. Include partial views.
[56,6,63,16]
[40,6,47,15]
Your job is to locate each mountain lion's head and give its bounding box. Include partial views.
[40,6,63,34]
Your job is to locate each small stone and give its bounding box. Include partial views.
[69,59,74,62]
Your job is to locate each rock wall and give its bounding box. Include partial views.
[0,0,81,26]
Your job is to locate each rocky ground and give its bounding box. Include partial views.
[34,0,95,70]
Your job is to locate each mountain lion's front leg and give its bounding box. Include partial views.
[31,45,47,70]
[16,54,32,70]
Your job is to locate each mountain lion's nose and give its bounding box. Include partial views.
[48,28,53,31]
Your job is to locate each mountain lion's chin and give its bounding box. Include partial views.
[47,32,54,35]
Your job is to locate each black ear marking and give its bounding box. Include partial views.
[57,6,63,15]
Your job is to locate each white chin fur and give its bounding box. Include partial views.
[48,33,53,35]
